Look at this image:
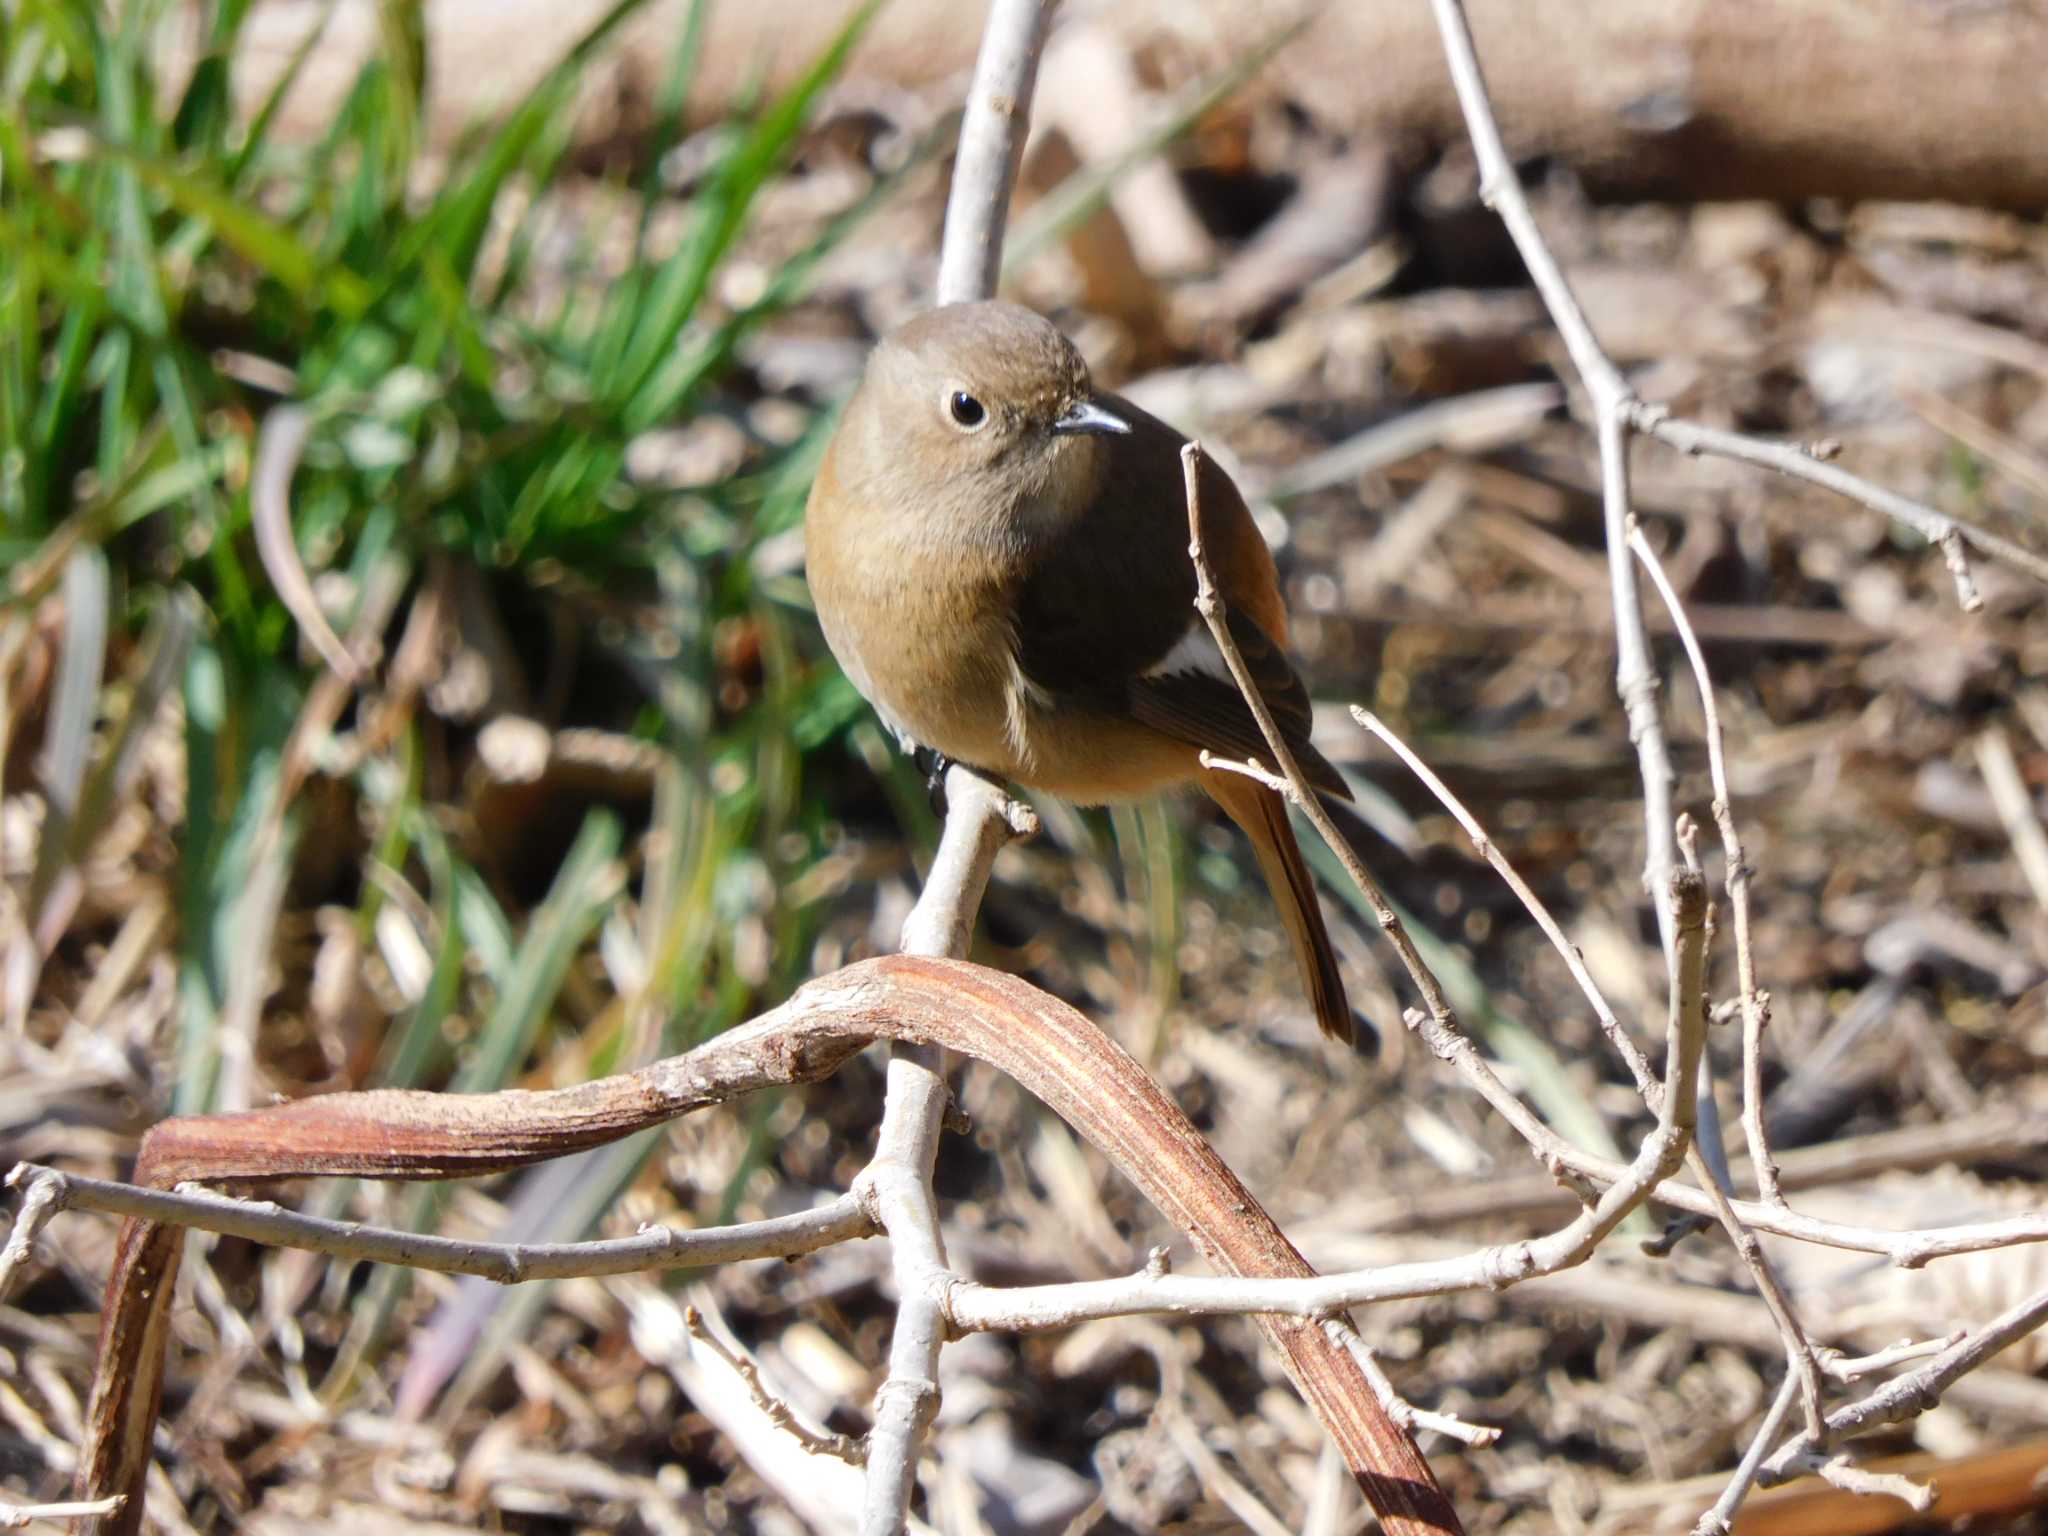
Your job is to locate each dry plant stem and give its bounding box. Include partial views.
[1635,409,2045,597]
[1626,527,1781,1202]
[1761,1277,2048,1486]
[1694,1373,1799,1536]
[682,1305,866,1466]
[1422,0,1678,948]
[1422,0,2048,616]
[1181,444,1464,1053]
[1676,1141,1827,1440]
[53,963,2047,1529]
[250,405,362,682]
[0,1162,63,1300]
[1622,529,1827,1438]
[1794,1454,1934,1512]
[934,0,1054,308]
[1348,706,1657,1101]
[62,956,1461,1535]
[5,1165,871,1283]
[866,0,1053,1522]
[0,1496,124,1527]
[862,771,1027,1533]
[1330,1328,1501,1450]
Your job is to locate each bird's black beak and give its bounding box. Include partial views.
[1051,398,1130,437]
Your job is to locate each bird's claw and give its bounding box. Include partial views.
[913,746,954,816]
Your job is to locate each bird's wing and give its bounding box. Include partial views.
[1009,390,1349,798]
[1126,611,1351,799]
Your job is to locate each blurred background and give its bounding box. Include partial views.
[5,1,2048,1531]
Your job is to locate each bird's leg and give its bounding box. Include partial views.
[912,745,955,815]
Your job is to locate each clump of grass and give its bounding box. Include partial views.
[2,0,910,1412]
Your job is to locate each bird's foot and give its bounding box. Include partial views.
[912,746,955,816]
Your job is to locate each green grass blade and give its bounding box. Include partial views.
[454,809,622,1092]
[604,0,879,419]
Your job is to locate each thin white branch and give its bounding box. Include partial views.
[0,1162,65,1301]
[935,0,1055,307]
[6,1164,872,1281]
[1350,707,1657,1100]
[1792,1454,1933,1513]
[1626,527,1782,1203]
[1761,1279,2048,1484]
[1634,409,2046,600]
[0,1495,125,1529]
[1327,1324,1500,1449]
[1693,1372,1797,1536]
[683,1305,865,1465]
[947,871,1709,1334]
[863,4,1056,1526]
[1624,529,1826,1435]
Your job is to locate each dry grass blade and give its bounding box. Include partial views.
[250,406,362,683]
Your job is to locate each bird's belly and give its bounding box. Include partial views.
[837,615,1195,800]
[829,595,1024,771]
[1007,705,1198,803]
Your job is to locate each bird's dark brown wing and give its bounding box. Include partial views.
[1009,390,1349,799]
[1125,610,1351,799]
[1009,395,1202,696]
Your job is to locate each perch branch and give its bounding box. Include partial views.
[858,0,1054,1526]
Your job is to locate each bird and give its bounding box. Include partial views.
[804,300,1359,1046]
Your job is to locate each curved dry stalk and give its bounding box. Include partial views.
[65,953,1462,1536]
[251,406,363,683]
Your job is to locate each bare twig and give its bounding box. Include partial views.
[862,0,1055,1523]
[0,1495,124,1529]
[935,0,1054,308]
[0,1164,65,1302]
[1790,1453,1934,1513]
[682,1304,866,1466]
[1761,1279,2048,1485]
[6,1164,871,1282]
[1622,529,1829,1434]
[1635,408,2047,598]
[1976,726,2048,914]
[1328,1325,1500,1449]
[1421,0,1679,953]
[1693,1373,1798,1536]
[1625,528,1782,1201]
[1349,707,1657,1100]
[1822,1336,1965,1381]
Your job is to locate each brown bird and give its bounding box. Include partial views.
[805,301,1358,1045]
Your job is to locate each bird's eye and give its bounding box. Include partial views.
[946,390,988,430]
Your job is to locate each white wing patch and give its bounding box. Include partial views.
[1142,623,1234,684]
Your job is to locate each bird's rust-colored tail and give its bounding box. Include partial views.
[1201,768,1353,1045]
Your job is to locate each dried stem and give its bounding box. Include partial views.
[1349,706,1657,1101]
[1182,443,1467,1053]
[7,1164,871,1283]
[1760,1279,2048,1486]
[250,405,363,682]
[862,0,1054,1523]
[1628,530,1783,1202]
[934,0,1053,308]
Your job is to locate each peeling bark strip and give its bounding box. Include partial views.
[77,955,1458,1536]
